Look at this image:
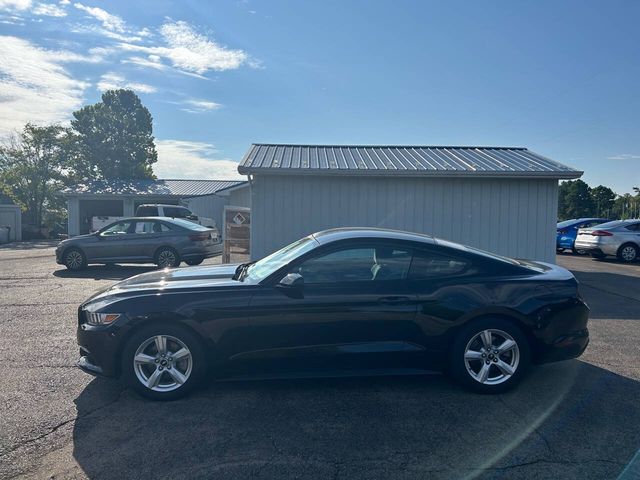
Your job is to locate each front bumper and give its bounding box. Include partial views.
[77,320,129,378]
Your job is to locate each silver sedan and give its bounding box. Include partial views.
[574,219,640,262]
[56,217,222,270]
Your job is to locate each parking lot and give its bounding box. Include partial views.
[0,244,639,480]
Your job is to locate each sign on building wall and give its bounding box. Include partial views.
[222,206,250,264]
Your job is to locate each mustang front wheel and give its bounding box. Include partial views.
[122,324,206,400]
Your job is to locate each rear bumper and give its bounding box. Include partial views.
[180,242,223,260]
[556,235,576,249]
[574,239,618,256]
[534,328,589,364]
[532,299,590,364]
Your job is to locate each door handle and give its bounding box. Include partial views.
[378,296,412,305]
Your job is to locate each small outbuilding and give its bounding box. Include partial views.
[61,179,245,236]
[238,144,582,263]
[0,193,21,242]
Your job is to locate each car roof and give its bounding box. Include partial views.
[137,204,188,208]
[311,227,436,245]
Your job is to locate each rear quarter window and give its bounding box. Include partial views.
[409,251,471,280]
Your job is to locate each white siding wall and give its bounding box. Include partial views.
[229,185,251,208]
[183,194,228,231]
[0,205,22,241]
[250,175,558,262]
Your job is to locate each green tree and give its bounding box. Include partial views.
[0,124,70,229]
[590,185,616,218]
[558,179,594,220]
[71,89,157,179]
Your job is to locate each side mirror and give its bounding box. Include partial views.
[276,273,304,298]
[186,214,199,221]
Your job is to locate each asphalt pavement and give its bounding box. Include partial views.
[0,244,639,479]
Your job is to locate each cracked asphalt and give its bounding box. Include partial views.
[0,243,639,479]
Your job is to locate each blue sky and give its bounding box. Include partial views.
[1,0,638,193]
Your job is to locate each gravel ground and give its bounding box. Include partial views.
[0,244,639,480]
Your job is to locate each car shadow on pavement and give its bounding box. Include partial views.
[569,270,640,320]
[71,361,640,479]
[53,265,158,281]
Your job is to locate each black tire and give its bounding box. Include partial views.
[121,323,207,401]
[185,257,204,266]
[556,248,564,254]
[571,247,587,255]
[591,253,606,260]
[155,247,180,268]
[450,318,531,394]
[63,248,87,271]
[617,243,639,263]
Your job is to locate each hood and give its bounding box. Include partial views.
[87,263,242,301]
[58,233,96,245]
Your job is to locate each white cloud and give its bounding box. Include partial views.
[155,140,244,179]
[0,0,31,10]
[96,72,157,93]
[74,2,124,32]
[608,154,640,160]
[119,20,250,75]
[32,2,66,16]
[180,98,222,113]
[0,35,89,136]
[59,0,70,4]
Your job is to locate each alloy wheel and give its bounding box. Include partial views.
[621,246,637,262]
[464,329,520,385]
[157,250,177,268]
[66,250,83,269]
[133,335,193,392]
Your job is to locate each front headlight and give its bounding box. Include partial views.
[85,312,121,326]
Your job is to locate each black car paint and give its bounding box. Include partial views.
[76,231,590,380]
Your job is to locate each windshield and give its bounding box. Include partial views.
[557,219,577,228]
[243,236,318,282]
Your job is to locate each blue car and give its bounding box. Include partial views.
[557,218,609,254]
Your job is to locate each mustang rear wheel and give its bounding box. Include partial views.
[451,318,530,393]
[122,324,206,400]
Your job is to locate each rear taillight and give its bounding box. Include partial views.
[189,232,210,241]
[591,230,613,236]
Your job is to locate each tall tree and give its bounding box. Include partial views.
[590,185,616,218]
[0,124,70,228]
[71,89,157,179]
[558,179,594,220]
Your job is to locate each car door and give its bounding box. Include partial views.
[241,241,419,373]
[90,220,137,261]
[405,247,487,367]
[124,220,167,261]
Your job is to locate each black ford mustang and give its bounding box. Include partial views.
[77,228,589,400]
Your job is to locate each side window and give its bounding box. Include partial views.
[134,221,158,234]
[159,223,172,232]
[100,221,133,236]
[408,250,470,280]
[625,223,640,231]
[295,245,412,284]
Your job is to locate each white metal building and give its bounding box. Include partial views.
[237,144,582,263]
[0,201,21,242]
